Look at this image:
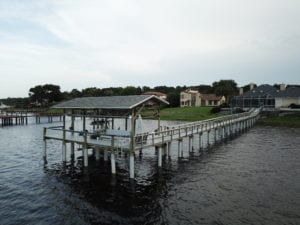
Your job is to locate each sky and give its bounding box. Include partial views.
[0,0,300,98]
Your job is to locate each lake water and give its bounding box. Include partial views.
[0,118,300,225]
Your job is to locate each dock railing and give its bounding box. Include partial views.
[44,108,261,151]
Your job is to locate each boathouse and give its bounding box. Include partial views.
[43,95,169,179]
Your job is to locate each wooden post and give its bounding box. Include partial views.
[129,109,136,179]
[111,136,116,174]
[158,146,162,167]
[103,149,108,161]
[95,146,100,161]
[207,130,209,147]
[178,140,181,158]
[62,109,66,163]
[43,128,47,164]
[70,110,75,161]
[199,132,203,150]
[167,142,171,158]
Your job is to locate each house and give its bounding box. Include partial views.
[180,89,225,107]
[231,84,300,108]
[142,91,167,101]
[274,86,300,108]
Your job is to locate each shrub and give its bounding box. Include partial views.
[210,106,221,114]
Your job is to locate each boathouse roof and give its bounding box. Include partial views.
[52,95,169,110]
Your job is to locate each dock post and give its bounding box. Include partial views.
[199,132,202,151]
[158,146,162,167]
[214,129,217,144]
[111,136,116,175]
[95,146,100,161]
[62,143,66,163]
[177,140,181,158]
[103,149,108,161]
[70,111,75,161]
[129,153,135,179]
[188,136,192,153]
[111,152,116,174]
[71,143,75,162]
[167,142,171,158]
[83,148,88,167]
[207,130,210,148]
[43,128,47,164]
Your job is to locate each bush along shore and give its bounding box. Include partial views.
[142,106,220,122]
[257,113,300,127]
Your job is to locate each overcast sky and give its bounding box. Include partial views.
[0,0,300,98]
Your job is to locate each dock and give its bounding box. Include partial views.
[43,95,261,179]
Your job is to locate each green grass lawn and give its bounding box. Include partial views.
[142,106,219,122]
[257,114,300,127]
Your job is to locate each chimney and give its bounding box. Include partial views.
[239,87,243,95]
[280,83,286,91]
[250,83,255,90]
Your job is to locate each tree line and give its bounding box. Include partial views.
[1,80,242,108]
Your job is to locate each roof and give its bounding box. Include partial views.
[52,95,169,110]
[237,85,300,99]
[240,85,278,98]
[142,91,166,97]
[200,94,223,101]
[275,87,300,98]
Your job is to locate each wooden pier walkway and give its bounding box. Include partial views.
[43,95,261,179]
[0,112,63,127]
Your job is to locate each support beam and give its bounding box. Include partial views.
[158,146,162,167]
[129,153,135,179]
[62,142,66,163]
[83,148,88,167]
[103,149,108,161]
[43,140,47,164]
[111,136,116,174]
[167,142,171,158]
[95,147,100,161]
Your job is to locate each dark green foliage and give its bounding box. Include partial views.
[212,80,238,103]
[210,106,221,114]
[29,84,63,107]
[289,103,300,109]
[167,92,180,107]
[0,97,30,108]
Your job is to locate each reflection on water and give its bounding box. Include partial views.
[0,118,300,225]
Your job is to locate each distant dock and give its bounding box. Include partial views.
[0,110,63,127]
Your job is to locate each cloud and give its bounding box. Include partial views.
[0,0,300,97]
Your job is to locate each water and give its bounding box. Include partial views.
[0,118,300,225]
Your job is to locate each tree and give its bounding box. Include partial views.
[167,92,180,107]
[29,84,63,107]
[212,80,238,104]
[121,86,141,95]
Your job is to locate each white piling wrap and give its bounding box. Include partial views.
[158,147,162,167]
[84,148,88,167]
[167,142,171,157]
[62,143,66,162]
[111,152,116,174]
[129,153,135,179]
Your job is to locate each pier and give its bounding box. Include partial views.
[43,95,261,179]
[0,109,63,127]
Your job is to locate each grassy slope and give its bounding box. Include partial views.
[257,114,300,127]
[142,106,218,122]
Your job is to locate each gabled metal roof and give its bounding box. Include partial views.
[274,87,300,98]
[52,95,169,110]
[241,85,278,98]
